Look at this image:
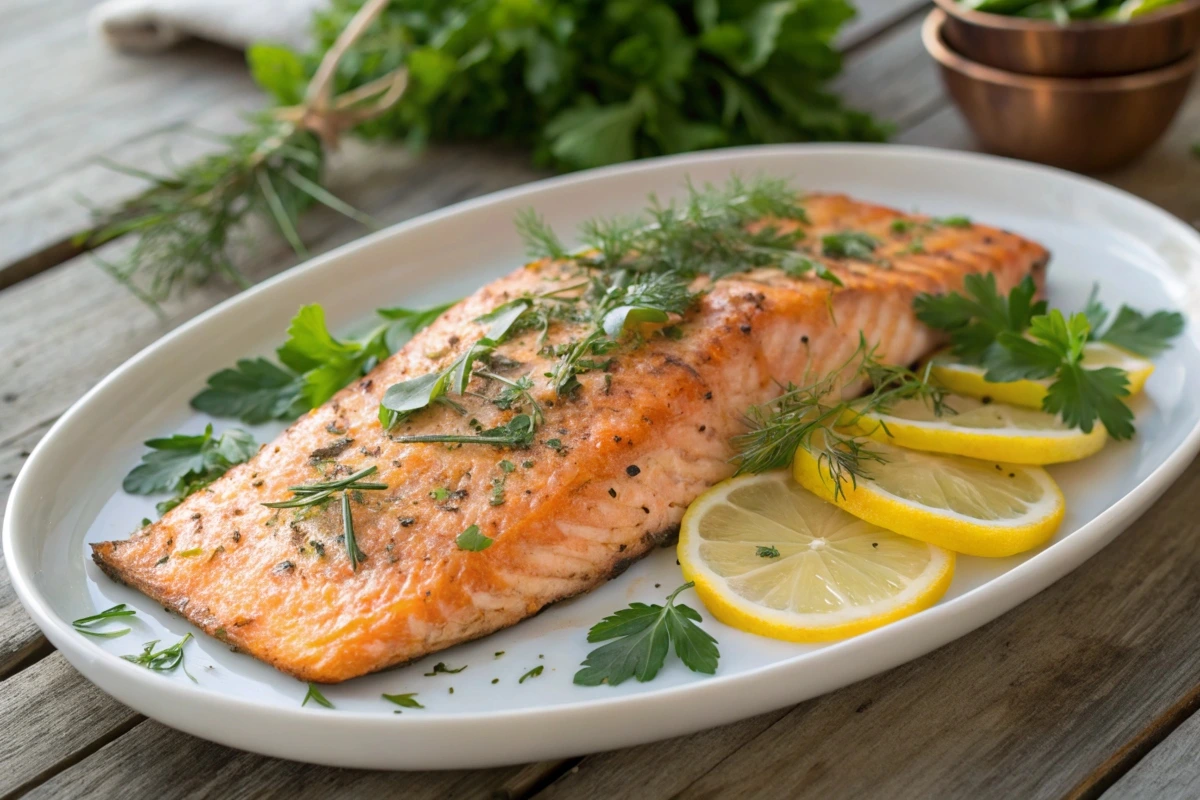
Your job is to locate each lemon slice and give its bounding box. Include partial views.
[928,342,1154,408]
[849,393,1107,464]
[678,471,954,642]
[793,435,1064,558]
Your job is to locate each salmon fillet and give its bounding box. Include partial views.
[92,193,1048,683]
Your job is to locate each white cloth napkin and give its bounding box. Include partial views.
[90,0,324,52]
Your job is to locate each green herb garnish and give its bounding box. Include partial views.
[382,692,424,710]
[72,604,136,639]
[574,582,719,686]
[456,525,494,552]
[821,231,880,260]
[123,425,258,514]
[519,666,544,684]
[123,633,196,681]
[424,662,467,677]
[732,336,945,497]
[262,465,387,570]
[755,546,780,559]
[303,683,334,708]
[193,301,453,425]
[915,277,1182,438]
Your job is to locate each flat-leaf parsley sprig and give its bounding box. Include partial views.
[915,276,1183,438]
[732,336,945,498]
[122,425,258,515]
[574,582,719,686]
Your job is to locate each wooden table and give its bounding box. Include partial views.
[4,2,1200,797]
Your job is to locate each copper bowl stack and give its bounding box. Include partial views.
[923,0,1200,171]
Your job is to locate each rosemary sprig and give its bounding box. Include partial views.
[72,604,136,639]
[732,337,945,499]
[392,414,536,448]
[262,465,386,571]
[123,633,196,681]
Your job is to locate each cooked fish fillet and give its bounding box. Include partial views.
[92,193,1048,683]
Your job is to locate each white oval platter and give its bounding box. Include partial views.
[6,145,1200,770]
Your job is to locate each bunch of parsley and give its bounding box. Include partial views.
[254,0,888,172]
[914,275,1183,438]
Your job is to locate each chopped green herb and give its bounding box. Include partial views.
[72,604,136,639]
[302,683,334,708]
[519,665,544,684]
[935,215,971,228]
[382,692,424,709]
[123,633,196,681]
[424,662,467,676]
[821,231,879,260]
[755,546,780,559]
[546,438,565,454]
[574,582,719,687]
[494,651,505,658]
[176,548,204,558]
[430,486,450,502]
[456,525,494,552]
[498,460,516,473]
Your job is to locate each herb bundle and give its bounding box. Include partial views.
[123,633,197,681]
[85,0,886,304]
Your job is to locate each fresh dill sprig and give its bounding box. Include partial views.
[123,633,196,681]
[732,337,945,498]
[72,604,137,639]
[262,465,387,571]
[81,118,368,307]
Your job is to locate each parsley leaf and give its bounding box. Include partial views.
[573,582,718,686]
[822,231,879,260]
[914,273,1045,364]
[1098,306,1185,357]
[193,301,452,425]
[456,525,494,552]
[122,425,257,514]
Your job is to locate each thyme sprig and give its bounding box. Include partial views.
[732,337,945,498]
[262,465,387,571]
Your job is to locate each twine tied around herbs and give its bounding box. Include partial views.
[273,0,408,148]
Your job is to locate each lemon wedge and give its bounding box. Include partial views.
[793,435,1064,558]
[928,341,1154,409]
[678,471,954,642]
[849,393,1106,464]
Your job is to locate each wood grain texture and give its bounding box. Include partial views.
[0,0,261,283]
[19,716,566,800]
[0,652,142,799]
[1103,698,1200,800]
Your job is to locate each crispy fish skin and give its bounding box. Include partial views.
[92,194,1048,683]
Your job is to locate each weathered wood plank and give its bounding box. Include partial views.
[1102,691,1200,800]
[19,715,565,800]
[536,458,1200,800]
[0,652,142,799]
[0,421,52,679]
[0,0,261,283]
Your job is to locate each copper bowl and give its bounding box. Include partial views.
[932,0,1200,76]
[924,9,1197,172]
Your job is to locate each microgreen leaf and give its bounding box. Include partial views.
[1098,306,1184,357]
[382,692,424,709]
